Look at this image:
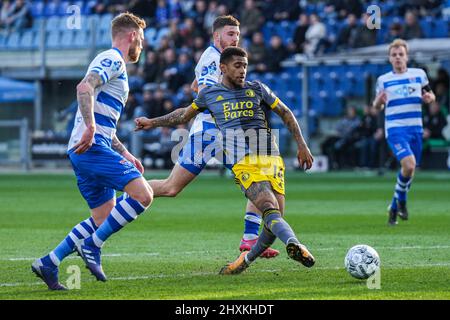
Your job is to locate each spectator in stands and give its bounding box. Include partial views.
[304,14,326,56]
[423,101,448,140]
[239,0,264,39]
[161,48,182,92]
[0,0,11,34]
[384,22,403,43]
[336,14,359,51]
[129,0,156,21]
[266,35,289,73]
[155,0,171,27]
[289,13,309,54]
[262,0,301,22]
[247,31,268,73]
[144,87,166,118]
[168,0,183,22]
[105,0,128,15]
[402,11,423,40]
[435,82,449,113]
[175,84,195,107]
[204,1,219,33]
[122,92,141,122]
[142,51,162,84]
[175,52,194,90]
[321,106,361,169]
[166,20,184,49]
[325,0,363,21]
[1,0,32,34]
[352,13,377,48]
[355,106,381,168]
[192,0,207,28]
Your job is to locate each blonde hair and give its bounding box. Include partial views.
[388,39,408,54]
[111,12,146,39]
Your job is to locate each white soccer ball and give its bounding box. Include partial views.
[344,245,380,279]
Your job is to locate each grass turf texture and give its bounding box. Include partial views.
[0,171,449,299]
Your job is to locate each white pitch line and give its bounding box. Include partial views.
[1,262,450,289]
[3,245,450,262]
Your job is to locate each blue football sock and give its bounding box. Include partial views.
[242,212,261,241]
[44,217,98,267]
[85,197,147,248]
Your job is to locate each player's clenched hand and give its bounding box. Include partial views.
[123,150,145,174]
[297,145,314,171]
[134,117,155,131]
[73,127,95,154]
[376,91,387,105]
[422,91,434,104]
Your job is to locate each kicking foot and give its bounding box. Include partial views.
[31,259,67,291]
[219,251,249,275]
[75,241,107,282]
[239,238,280,259]
[286,242,315,268]
[387,204,398,226]
[398,201,409,221]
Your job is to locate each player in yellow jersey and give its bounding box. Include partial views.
[135,47,315,274]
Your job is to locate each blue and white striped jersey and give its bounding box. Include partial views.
[376,68,428,137]
[68,48,128,151]
[190,44,222,134]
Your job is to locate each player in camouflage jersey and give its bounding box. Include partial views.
[135,47,315,274]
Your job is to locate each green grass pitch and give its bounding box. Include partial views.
[0,171,449,299]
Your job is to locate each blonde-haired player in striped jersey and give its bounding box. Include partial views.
[373,39,435,226]
[32,12,153,289]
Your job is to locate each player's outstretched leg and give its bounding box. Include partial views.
[31,216,100,290]
[221,226,277,275]
[31,194,130,290]
[239,209,279,258]
[262,208,315,268]
[76,179,152,281]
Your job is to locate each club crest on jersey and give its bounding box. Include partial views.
[112,60,122,72]
[201,61,217,76]
[241,172,250,182]
[394,85,416,97]
[101,58,112,67]
[245,89,255,97]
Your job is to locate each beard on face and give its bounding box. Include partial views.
[128,41,140,63]
[219,37,237,51]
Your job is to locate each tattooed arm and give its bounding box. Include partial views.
[73,72,103,154]
[272,100,314,170]
[113,134,144,173]
[134,105,200,131]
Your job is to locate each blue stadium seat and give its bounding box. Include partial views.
[73,30,89,48]
[262,72,277,90]
[6,32,20,49]
[262,21,275,43]
[98,29,112,47]
[0,34,6,50]
[60,30,75,48]
[44,0,59,17]
[420,18,433,38]
[100,14,113,31]
[432,19,449,38]
[20,30,35,49]
[31,1,45,17]
[285,91,301,116]
[85,1,97,15]
[46,30,60,49]
[58,1,71,16]
[280,72,291,91]
[46,16,61,31]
